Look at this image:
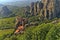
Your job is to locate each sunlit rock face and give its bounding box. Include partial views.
[41,0,55,19]
[27,0,60,19]
[41,0,60,19]
[0,4,12,18]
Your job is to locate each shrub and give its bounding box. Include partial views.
[45,23,60,40]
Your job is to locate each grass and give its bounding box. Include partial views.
[0,17,16,29]
[0,22,60,40]
[8,22,60,40]
[0,29,14,36]
[0,17,60,40]
[0,29,14,40]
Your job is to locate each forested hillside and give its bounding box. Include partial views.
[0,18,60,40]
[0,5,26,18]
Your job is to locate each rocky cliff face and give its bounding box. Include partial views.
[26,0,60,19]
[41,0,60,19]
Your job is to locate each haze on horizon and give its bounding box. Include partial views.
[0,0,41,6]
[0,0,40,2]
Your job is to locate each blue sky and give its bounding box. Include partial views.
[0,0,40,2]
[0,0,25,2]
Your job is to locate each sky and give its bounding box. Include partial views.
[0,0,40,2]
[0,0,24,2]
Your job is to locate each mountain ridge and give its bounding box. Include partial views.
[0,4,12,18]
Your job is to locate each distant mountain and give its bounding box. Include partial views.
[0,4,4,6]
[0,3,25,18]
[0,4,12,18]
[0,0,40,7]
[0,0,41,18]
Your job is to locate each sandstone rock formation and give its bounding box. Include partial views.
[26,0,60,20]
